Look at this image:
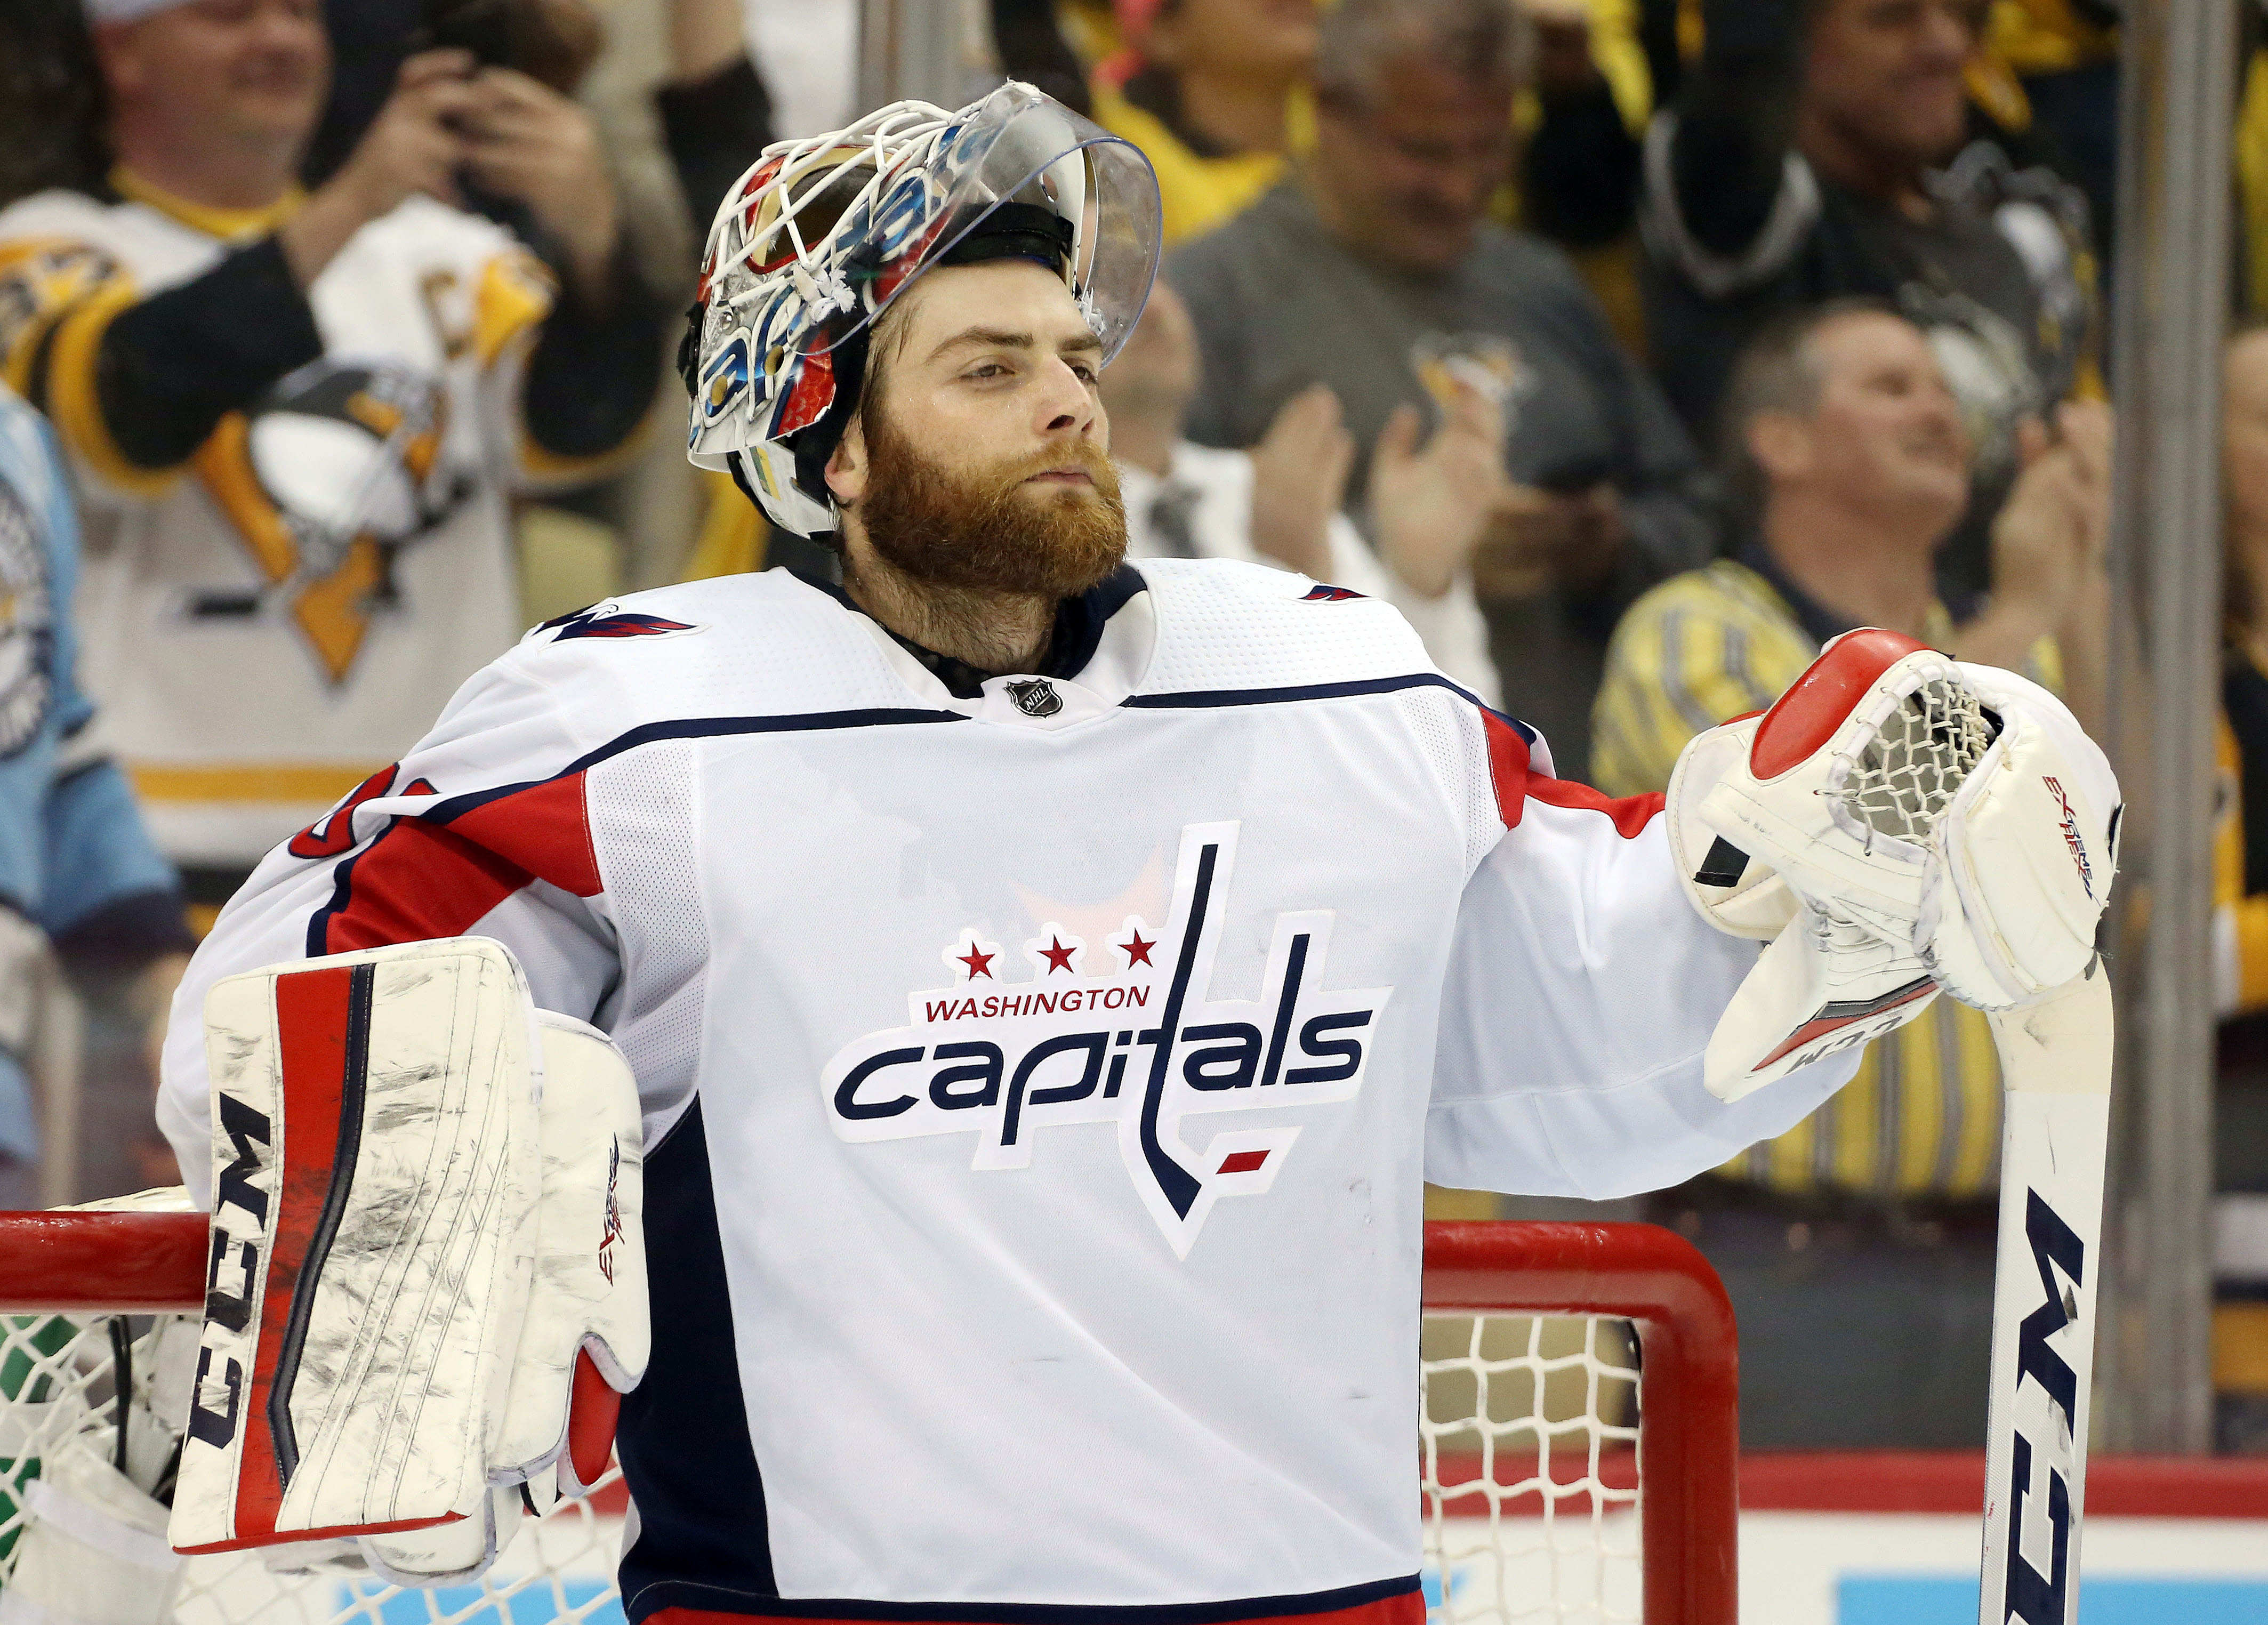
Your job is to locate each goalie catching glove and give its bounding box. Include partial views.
[170,937,647,1587]
[1668,630,2120,1100]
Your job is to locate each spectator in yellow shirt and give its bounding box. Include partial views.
[1087,0,1320,246]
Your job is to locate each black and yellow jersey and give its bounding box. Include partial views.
[0,170,655,866]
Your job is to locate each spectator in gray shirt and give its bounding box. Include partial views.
[1169,0,1712,781]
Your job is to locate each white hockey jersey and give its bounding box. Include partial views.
[0,179,578,865]
[159,560,1858,1624]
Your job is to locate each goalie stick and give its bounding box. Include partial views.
[1979,968,2112,1625]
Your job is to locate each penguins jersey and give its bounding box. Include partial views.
[158,559,1859,1625]
[0,178,624,867]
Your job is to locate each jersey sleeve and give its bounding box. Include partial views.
[471,243,660,493]
[154,655,626,1208]
[1425,707,1861,1200]
[0,226,324,498]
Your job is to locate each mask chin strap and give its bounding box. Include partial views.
[789,322,873,520]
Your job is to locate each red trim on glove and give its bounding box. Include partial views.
[1749,629,1929,780]
[175,1510,462,1556]
[1754,975,1937,1069]
[566,1346,622,1491]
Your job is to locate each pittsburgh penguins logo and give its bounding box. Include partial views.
[192,361,472,683]
[0,480,53,758]
[1006,678,1062,718]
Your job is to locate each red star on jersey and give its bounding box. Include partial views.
[958,944,995,979]
[1039,936,1077,974]
[1120,930,1156,968]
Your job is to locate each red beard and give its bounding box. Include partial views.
[855,408,1128,599]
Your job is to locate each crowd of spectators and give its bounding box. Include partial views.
[0,0,2261,1449]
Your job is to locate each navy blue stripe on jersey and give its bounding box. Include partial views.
[1123,672,1508,718]
[640,1573,1422,1624]
[422,709,971,827]
[618,1098,779,1623]
[1124,670,1547,755]
[305,825,384,959]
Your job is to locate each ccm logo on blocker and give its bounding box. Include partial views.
[821,821,1393,1257]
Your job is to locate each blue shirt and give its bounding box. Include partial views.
[0,384,184,1155]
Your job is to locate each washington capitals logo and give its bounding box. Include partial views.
[537,604,699,642]
[1301,584,1366,602]
[821,822,1391,1257]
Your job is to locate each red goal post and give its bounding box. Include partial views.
[0,1210,1738,1625]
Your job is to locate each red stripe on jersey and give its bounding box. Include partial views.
[322,819,532,955]
[647,1592,1423,1625]
[448,774,604,898]
[1526,777,1664,839]
[237,965,356,1539]
[1480,709,1663,837]
[318,776,600,955]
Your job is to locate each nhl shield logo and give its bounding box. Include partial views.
[1006,678,1063,717]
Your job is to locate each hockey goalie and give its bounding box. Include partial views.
[155,82,2120,1625]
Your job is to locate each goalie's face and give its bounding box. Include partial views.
[825,260,1128,599]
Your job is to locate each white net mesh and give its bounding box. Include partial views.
[1420,1314,1642,1625]
[0,1313,628,1624]
[0,1307,1648,1625]
[1832,672,1996,844]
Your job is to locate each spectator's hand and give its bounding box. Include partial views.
[1471,483,1626,601]
[1989,400,2112,628]
[1250,384,1355,581]
[1369,384,1507,598]
[281,51,479,287]
[462,67,623,304]
[2052,398,2113,568]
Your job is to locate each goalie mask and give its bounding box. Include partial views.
[680,82,1163,537]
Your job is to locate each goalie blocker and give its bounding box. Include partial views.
[175,937,648,1587]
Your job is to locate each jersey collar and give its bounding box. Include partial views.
[1732,534,1958,652]
[109,165,305,243]
[798,562,1152,702]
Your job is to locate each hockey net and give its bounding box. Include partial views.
[0,1211,1735,1625]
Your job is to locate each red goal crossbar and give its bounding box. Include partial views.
[0,1212,1737,1625]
